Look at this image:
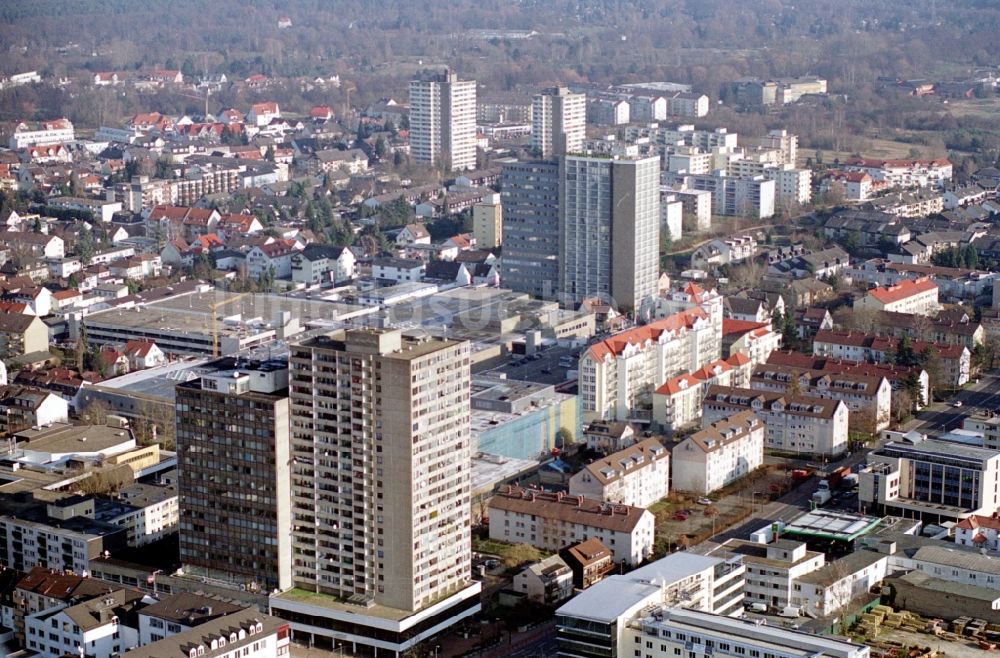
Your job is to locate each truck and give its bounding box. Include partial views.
[841,473,859,491]
[811,486,832,506]
[825,466,851,491]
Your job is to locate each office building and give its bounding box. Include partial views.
[859,431,1000,522]
[559,154,660,311]
[409,70,477,171]
[721,538,825,610]
[555,552,747,658]
[532,86,586,158]
[272,328,480,654]
[500,160,561,297]
[617,607,869,658]
[175,357,292,592]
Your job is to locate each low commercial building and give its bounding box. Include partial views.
[860,431,1000,522]
[488,485,655,565]
[672,411,764,495]
[471,378,579,460]
[620,607,869,658]
[702,385,849,457]
[568,438,669,507]
[555,552,748,658]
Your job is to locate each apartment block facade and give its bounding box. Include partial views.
[672,411,764,495]
[568,438,670,507]
[499,161,561,297]
[532,87,586,158]
[409,71,477,171]
[175,358,292,592]
[559,154,661,311]
[702,385,849,457]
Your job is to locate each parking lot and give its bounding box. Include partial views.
[486,343,581,386]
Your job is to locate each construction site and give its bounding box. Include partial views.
[852,605,1000,658]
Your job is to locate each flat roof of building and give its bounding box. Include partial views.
[781,509,882,542]
[16,422,133,456]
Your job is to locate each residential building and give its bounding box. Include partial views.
[579,304,722,421]
[126,608,290,658]
[813,330,971,388]
[722,319,782,369]
[652,373,703,432]
[722,539,825,610]
[750,363,893,433]
[0,384,69,436]
[672,411,764,494]
[409,70,477,171]
[512,555,574,605]
[586,98,630,125]
[175,358,292,593]
[9,118,74,148]
[372,256,425,283]
[290,244,356,285]
[274,329,480,654]
[690,235,757,270]
[582,421,637,453]
[559,154,661,311]
[702,385,849,457]
[137,592,246,646]
[0,313,48,359]
[532,87,586,158]
[855,277,940,316]
[0,513,127,574]
[472,200,502,249]
[246,239,301,280]
[860,432,1000,522]
[954,514,1000,552]
[555,552,747,658]
[674,174,775,219]
[24,587,144,658]
[488,486,655,565]
[568,438,670,507]
[500,160,560,298]
[561,538,615,589]
[794,548,890,617]
[839,157,953,189]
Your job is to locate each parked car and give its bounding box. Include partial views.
[696,497,713,505]
[952,401,963,408]
[673,512,688,521]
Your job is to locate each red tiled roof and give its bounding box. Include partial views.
[124,339,156,358]
[866,277,937,305]
[956,514,1000,531]
[586,308,709,361]
[722,318,768,337]
[655,373,700,396]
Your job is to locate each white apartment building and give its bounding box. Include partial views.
[568,438,670,507]
[756,129,799,166]
[138,592,247,646]
[277,328,481,654]
[25,589,141,658]
[512,554,574,605]
[859,432,1000,522]
[702,385,850,457]
[579,304,722,421]
[666,92,710,118]
[723,320,783,370]
[489,486,655,565]
[127,609,289,658]
[556,552,748,658]
[854,277,940,316]
[690,235,758,270]
[765,165,813,207]
[622,607,869,658]
[409,70,477,171]
[840,157,953,189]
[795,550,890,617]
[532,87,586,158]
[672,410,764,495]
[0,514,125,574]
[660,191,683,241]
[722,539,825,610]
[750,364,892,433]
[666,148,714,175]
[9,118,75,148]
[676,174,776,219]
[290,244,356,285]
[652,355,752,431]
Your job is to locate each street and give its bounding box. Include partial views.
[900,372,1000,435]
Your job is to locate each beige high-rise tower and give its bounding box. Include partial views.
[286,328,475,612]
[532,86,586,158]
[409,70,477,171]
